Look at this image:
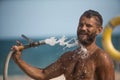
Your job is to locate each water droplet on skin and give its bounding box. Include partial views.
[104,55,107,59]
[76,45,88,59]
[72,54,76,58]
[69,57,72,60]
[63,67,66,70]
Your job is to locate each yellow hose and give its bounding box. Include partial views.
[102,16,120,61]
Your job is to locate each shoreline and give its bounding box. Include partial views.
[0,74,65,80]
[0,72,120,80]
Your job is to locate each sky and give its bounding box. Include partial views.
[0,0,120,39]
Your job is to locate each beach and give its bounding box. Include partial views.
[0,71,120,80]
[0,74,65,80]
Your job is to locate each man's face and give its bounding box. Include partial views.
[77,16,99,45]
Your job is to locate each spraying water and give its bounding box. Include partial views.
[44,36,88,59]
[44,36,78,48]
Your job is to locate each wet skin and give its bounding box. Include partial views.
[12,16,115,80]
[43,45,115,80]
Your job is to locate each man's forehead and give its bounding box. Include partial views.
[80,16,97,25]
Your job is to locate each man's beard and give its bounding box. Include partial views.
[77,31,97,46]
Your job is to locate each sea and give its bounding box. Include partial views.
[0,35,120,76]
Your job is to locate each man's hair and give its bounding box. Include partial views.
[81,10,103,26]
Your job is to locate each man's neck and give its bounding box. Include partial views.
[84,41,97,55]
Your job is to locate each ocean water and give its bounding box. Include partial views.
[0,35,120,75]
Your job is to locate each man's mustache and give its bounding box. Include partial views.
[79,30,89,35]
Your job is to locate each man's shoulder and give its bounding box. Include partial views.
[95,47,113,64]
[57,51,75,64]
[95,47,108,57]
[61,51,74,58]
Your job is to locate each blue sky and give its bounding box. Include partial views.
[0,0,120,39]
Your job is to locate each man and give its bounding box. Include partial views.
[12,10,115,80]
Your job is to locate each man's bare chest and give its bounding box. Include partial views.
[64,54,96,80]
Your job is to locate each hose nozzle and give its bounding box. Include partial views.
[18,34,46,50]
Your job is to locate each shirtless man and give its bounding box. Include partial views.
[12,10,115,80]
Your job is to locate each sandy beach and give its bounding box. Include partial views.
[0,74,65,80]
[0,71,120,80]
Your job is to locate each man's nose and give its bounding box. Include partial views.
[81,25,87,30]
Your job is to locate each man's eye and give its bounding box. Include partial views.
[86,24,92,27]
[79,23,83,27]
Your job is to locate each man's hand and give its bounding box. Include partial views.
[11,41,23,63]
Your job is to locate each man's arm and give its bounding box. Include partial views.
[96,52,115,80]
[12,46,46,80]
[12,46,64,80]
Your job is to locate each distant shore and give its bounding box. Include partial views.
[0,72,120,80]
[0,74,65,80]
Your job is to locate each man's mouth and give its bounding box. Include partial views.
[78,34,88,40]
[79,31,88,35]
[79,33,88,36]
[80,34,87,35]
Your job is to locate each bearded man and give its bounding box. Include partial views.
[12,10,115,80]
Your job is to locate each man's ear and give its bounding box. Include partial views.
[96,26,103,35]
